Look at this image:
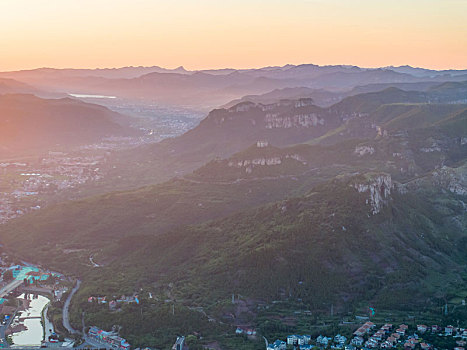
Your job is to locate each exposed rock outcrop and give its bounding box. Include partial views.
[431,166,467,196]
[227,152,307,174]
[265,113,324,129]
[352,173,394,215]
[402,164,467,196]
[228,157,283,168]
[354,145,375,157]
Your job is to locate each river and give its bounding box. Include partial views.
[10,293,51,346]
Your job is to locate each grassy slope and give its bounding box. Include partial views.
[116,175,467,305]
[67,172,466,347]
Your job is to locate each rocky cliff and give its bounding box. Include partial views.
[352,173,394,215]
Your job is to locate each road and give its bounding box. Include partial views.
[62,280,81,334]
[0,279,23,298]
[0,306,18,348]
[89,255,100,268]
[0,279,22,347]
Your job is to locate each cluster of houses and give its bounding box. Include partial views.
[88,294,140,309]
[267,334,347,350]
[88,326,131,350]
[265,322,467,350]
[0,154,104,224]
[352,322,411,348]
[351,321,467,350]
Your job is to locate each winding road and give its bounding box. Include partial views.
[62,279,81,334]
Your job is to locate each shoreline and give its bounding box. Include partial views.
[7,293,51,346]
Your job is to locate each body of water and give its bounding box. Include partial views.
[68,93,117,99]
[11,293,50,346]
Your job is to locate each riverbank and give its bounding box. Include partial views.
[42,302,55,341]
[8,293,50,346]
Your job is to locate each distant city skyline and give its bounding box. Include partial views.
[1,0,466,71]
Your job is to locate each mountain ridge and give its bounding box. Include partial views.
[0,94,139,157]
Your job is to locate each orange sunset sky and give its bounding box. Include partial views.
[0,0,466,71]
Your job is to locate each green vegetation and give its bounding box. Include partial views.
[1,84,466,347]
[50,174,467,346]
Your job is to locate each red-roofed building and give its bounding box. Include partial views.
[417,325,428,333]
[373,332,384,341]
[387,336,396,344]
[382,325,392,332]
[353,328,366,337]
[396,328,406,335]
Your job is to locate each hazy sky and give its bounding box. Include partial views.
[1,0,466,71]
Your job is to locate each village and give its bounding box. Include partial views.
[0,106,199,226]
[0,152,106,224]
[264,321,467,350]
[0,246,464,350]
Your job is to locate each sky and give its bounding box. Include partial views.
[0,0,466,71]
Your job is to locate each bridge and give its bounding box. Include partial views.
[0,279,23,298]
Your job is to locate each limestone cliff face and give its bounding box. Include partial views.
[431,166,467,196]
[354,145,375,157]
[352,173,394,215]
[229,101,256,113]
[402,165,467,196]
[228,154,306,174]
[337,111,369,121]
[228,157,283,168]
[265,113,324,129]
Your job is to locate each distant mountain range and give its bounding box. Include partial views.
[0,78,47,96]
[1,64,466,110]
[0,94,139,157]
